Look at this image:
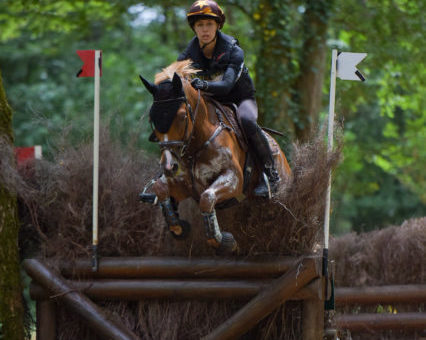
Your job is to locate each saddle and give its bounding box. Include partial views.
[206,97,249,153]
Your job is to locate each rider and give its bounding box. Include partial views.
[178,0,280,198]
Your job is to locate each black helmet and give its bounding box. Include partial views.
[187,0,226,29]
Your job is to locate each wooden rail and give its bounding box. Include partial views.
[335,284,426,333]
[60,256,300,279]
[30,278,322,301]
[335,284,426,305]
[335,312,426,331]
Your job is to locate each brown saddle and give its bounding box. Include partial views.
[206,97,249,152]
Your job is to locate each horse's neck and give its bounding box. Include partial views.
[190,99,218,149]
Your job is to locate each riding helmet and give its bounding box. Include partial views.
[187,0,226,29]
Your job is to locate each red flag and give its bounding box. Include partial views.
[15,146,42,166]
[76,50,102,77]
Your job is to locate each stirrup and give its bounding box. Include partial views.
[139,179,158,205]
[254,173,272,199]
[139,193,158,204]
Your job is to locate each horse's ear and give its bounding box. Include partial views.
[139,75,156,95]
[172,72,182,95]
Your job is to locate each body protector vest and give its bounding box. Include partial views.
[178,31,255,105]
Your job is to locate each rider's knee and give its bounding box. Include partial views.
[238,99,258,121]
[240,116,257,137]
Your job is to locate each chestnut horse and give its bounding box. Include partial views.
[140,60,291,254]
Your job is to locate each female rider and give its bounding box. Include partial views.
[178,0,280,198]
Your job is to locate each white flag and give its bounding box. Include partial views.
[337,52,367,81]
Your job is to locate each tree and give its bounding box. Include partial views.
[1,0,424,237]
[292,0,333,141]
[225,0,334,142]
[330,0,426,232]
[0,69,25,340]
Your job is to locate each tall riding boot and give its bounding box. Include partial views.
[248,125,280,198]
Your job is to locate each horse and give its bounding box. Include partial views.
[140,60,291,254]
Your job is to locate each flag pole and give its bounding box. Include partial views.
[323,49,338,277]
[92,50,101,272]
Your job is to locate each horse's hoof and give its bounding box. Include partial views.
[169,219,191,240]
[216,232,237,255]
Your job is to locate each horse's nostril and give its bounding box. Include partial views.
[172,163,179,173]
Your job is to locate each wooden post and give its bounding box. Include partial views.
[202,256,321,340]
[23,259,139,340]
[36,300,56,340]
[302,298,324,340]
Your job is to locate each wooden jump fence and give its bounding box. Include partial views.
[334,284,426,334]
[24,257,426,339]
[24,256,325,340]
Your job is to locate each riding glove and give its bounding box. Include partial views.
[191,78,209,90]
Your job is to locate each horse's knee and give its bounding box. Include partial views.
[199,189,216,213]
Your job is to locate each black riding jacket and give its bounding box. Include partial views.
[177,31,255,105]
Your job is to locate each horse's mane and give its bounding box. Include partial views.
[154,60,200,84]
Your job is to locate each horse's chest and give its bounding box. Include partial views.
[193,146,232,186]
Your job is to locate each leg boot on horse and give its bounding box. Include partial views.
[159,198,191,239]
[202,210,237,255]
[152,176,191,240]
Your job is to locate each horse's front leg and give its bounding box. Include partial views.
[152,175,191,239]
[199,169,242,254]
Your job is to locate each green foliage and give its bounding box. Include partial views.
[0,1,187,156]
[0,0,424,234]
[330,0,426,233]
[252,0,295,125]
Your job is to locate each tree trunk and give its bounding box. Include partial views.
[253,0,293,130]
[293,0,333,142]
[0,68,25,340]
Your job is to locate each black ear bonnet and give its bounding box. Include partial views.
[149,81,185,133]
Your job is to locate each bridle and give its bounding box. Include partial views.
[151,86,231,182]
[152,89,201,162]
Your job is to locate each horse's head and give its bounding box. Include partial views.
[140,72,194,177]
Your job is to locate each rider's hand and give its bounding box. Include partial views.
[191,78,209,90]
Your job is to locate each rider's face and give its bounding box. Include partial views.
[194,19,218,45]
